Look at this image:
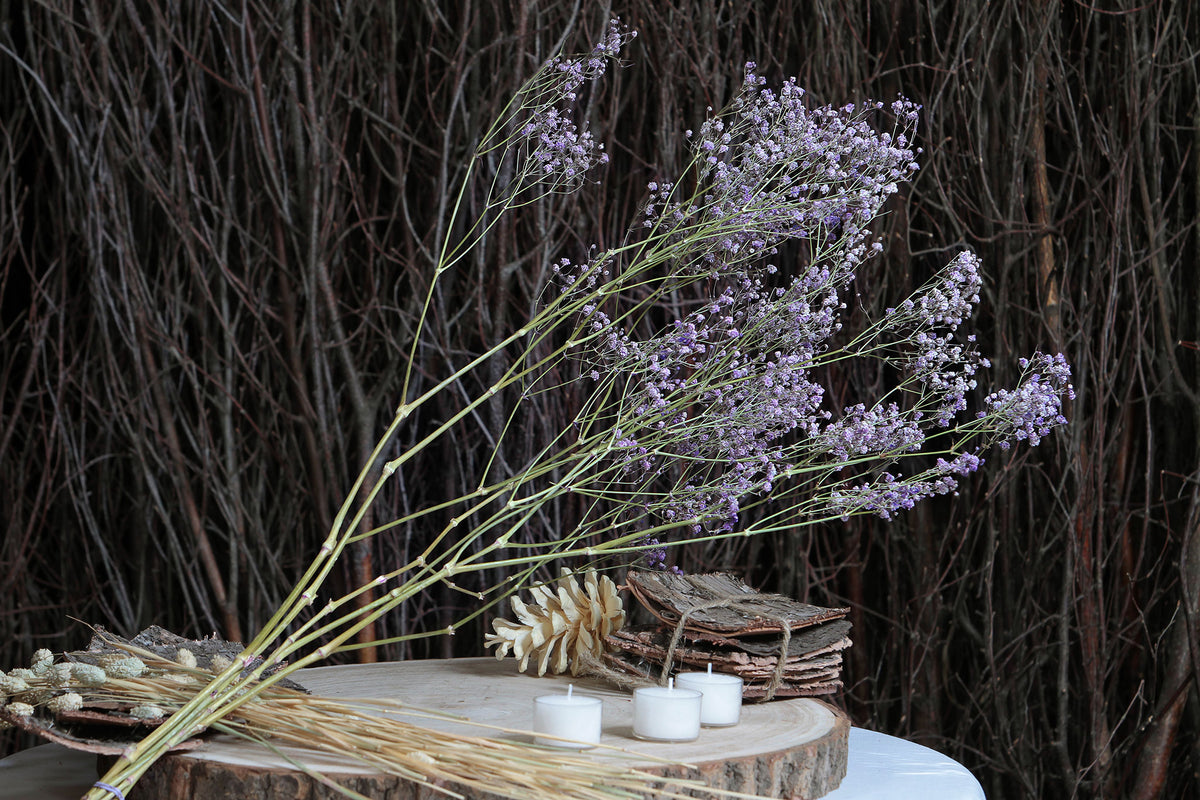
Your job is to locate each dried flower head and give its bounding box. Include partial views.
[46,692,83,714]
[101,655,146,679]
[484,569,625,675]
[46,663,72,687]
[70,663,108,687]
[175,648,198,669]
[7,702,33,717]
[485,18,635,203]
[0,673,30,695]
[30,649,53,675]
[129,704,165,720]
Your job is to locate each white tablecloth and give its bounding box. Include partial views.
[827,728,985,799]
[0,727,985,799]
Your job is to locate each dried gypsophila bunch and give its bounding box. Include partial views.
[484,569,626,676]
[547,63,1073,550]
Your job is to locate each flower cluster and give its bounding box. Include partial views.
[819,403,925,461]
[824,351,1072,521]
[0,648,154,731]
[981,353,1074,447]
[549,67,1072,546]
[521,108,607,181]
[828,471,945,521]
[593,272,834,534]
[640,63,921,283]
[510,20,636,193]
[873,251,989,426]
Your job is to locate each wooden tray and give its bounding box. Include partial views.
[127,657,849,799]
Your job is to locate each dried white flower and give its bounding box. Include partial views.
[209,654,233,673]
[175,648,197,669]
[129,704,165,720]
[100,655,146,679]
[7,702,34,717]
[8,668,35,681]
[0,674,30,695]
[46,692,83,714]
[17,689,51,705]
[69,663,107,687]
[30,649,53,675]
[48,663,72,687]
[484,569,625,676]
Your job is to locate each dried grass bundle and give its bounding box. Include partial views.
[2,636,760,800]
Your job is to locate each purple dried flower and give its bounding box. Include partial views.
[829,472,933,521]
[820,402,925,460]
[635,63,922,286]
[640,536,670,570]
[913,251,982,328]
[508,20,634,192]
[545,65,1070,542]
[981,353,1073,447]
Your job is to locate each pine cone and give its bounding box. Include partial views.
[484,569,626,676]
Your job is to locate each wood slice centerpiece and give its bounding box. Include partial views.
[127,657,848,799]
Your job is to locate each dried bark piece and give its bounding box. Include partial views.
[626,571,848,636]
[732,620,853,656]
[740,680,843,699]
[601,646,844,698]
[77,625,308,693]
[604,624,851,699]
[0,701,203,755]
[605,625,851,668]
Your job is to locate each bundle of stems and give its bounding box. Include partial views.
[79,19,1071,800]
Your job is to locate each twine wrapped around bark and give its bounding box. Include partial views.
[573,648,657,692]
[658,594,794,701]
[609,571,850,701]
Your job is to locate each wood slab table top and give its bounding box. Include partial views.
[10,657,852,799]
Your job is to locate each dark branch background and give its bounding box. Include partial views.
[1,2,1197,798]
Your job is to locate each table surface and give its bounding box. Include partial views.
[0,726,984,799]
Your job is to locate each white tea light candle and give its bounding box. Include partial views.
[675,663,744,727]
[632,677,702,742]
[533,684,602,749]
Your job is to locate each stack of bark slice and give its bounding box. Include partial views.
[604,571,851,699]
